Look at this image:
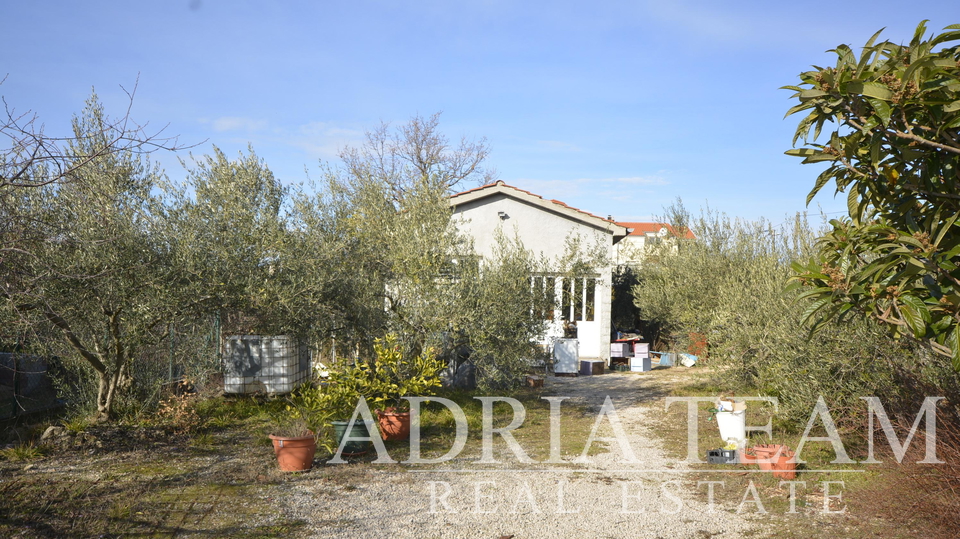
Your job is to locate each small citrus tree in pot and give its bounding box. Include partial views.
[367,334,445,441]
[286,365,371,456]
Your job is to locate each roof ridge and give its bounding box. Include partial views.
[451,181,622,226]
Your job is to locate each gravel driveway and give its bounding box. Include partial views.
[281,370,762,538]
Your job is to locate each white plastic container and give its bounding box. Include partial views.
[629,355,652,372]
[553,338,579,374]
[223,335,311,395]
[715,410,746,446]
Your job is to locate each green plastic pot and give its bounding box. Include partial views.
[332,420,375,456]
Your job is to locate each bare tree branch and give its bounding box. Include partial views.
[0,76,200,190]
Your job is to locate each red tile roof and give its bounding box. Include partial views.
[617,221,696,239]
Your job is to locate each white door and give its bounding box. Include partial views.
[563,276,599,358]
[532,275,601,359]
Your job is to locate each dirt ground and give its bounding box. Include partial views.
[0,366,954,538]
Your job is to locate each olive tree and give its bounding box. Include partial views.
[319,114,571,388]
[169,147,289,331]
[785,22,960,367]
[1,81,185,353]
[2,94,176,420]
[319,114,494,340]
[168,146,367,342]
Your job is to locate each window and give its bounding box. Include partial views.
[558,276,597,322]
[531,275,557,320]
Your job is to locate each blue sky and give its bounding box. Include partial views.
[2,1,958,223]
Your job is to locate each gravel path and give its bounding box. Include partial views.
[283,371,763,538]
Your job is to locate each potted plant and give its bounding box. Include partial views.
[268,408,316,472]
[289,365,375,456]
[366,334,444,441]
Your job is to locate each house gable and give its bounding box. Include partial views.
[450,181,629,260]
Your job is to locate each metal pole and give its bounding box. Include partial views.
[214,312,221,367]
[168,323,174,382]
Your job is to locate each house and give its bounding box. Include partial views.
[614,221,696,266]
[449,181,630,361]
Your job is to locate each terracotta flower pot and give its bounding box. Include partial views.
[773,450,798,480]
[269,432,316,472]
[739,448,759,465]
[376,409,411,441]
[751,444,788,471]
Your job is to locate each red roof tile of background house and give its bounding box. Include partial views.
[617,221,696,239]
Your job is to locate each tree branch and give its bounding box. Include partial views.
[41,308,108,374]
[893,128,960,155]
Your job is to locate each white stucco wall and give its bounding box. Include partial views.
[451,194,612,259]
[451,192,618,360]
[615,235,647,266]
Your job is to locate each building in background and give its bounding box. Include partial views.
[450,181,630,360]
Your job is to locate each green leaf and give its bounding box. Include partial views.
[856,28,886,75]
[899,297,927,338]
[796,286,835,301]
[835,44,857,69]
[783,102,814,118]
[800,297,834,326]
[902,294,931,323]
[945,115,960,130]
[867,98,892,126]
[930,30,960,47]
[847,188,862,224]
[793,110,821,145]
[860,115,880,132]
[949,325,960,371]
[943,101,960,113]
[841,81,894,101]
[932,211,960,248]
[901,57,934,85]
[784,148,825,157]
[799,89,830,99]
[941,243,960,260]
[931,58,959,69]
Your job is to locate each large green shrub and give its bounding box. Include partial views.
[632,205,960,431]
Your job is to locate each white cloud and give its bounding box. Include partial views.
[572,176,668,186]
[642,0,749,43]
[288,121,365,161]
[210,116,268,132]
[535,139,581,152]
[511,176,668,189]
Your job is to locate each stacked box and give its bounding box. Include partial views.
[630,342,652,372]
[223,335,311,395]
[579,359,605,376]
[610,342,632,358]
[630,356,652,372]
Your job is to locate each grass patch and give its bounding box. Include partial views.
[0,442,45,461]
[653,366,947,538]
[309,385,604,465]
[189,432,217,450]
